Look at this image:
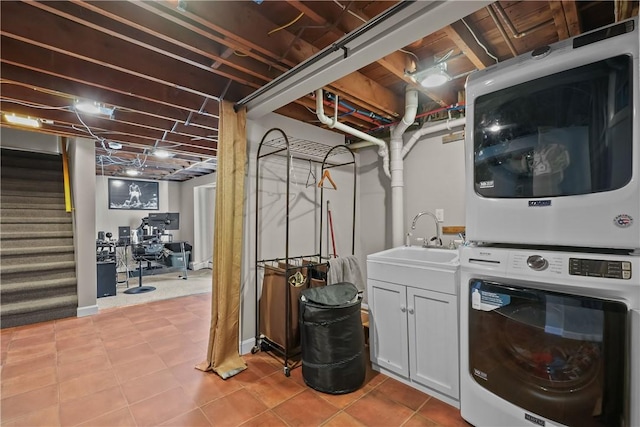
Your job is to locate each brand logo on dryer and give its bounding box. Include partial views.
[525,413,546,426]
[528,200,551,207]
[614,214,633,228]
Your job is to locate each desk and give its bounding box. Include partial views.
[125,241,189,294]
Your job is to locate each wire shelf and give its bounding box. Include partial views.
[260,134,352,164]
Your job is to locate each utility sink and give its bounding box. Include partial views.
[368,246,459,269]
[367,246,460,294]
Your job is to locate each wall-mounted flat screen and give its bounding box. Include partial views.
[148,212,180,230]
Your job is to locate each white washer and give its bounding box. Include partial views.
[459,245,640,427]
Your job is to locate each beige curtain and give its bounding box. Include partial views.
[196,100,247,379]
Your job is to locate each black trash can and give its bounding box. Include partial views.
[299,282,366,394]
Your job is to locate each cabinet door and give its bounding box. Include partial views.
[407,287,459,399]
[368,279,409,377]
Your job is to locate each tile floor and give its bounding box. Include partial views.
[0,293,469,427]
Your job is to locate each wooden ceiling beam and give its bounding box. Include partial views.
[0,63,220,132]
[561,1,582,36]
[158,0,403,117]
[0,37,217,116]
[548,1,571,40]
[72,1,280,83]
[444,21,496,69]
[290,0,455,107]
[0,83,218,142]
[2,2,225,100]
[0,102,218,152]
[131,1,289,73]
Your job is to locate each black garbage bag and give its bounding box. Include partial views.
[299,282,366,394]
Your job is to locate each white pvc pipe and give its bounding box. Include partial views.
[401,117,465,158]
[389,88,418,247]
[315,89,391,178]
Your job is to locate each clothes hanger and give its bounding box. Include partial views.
[305,160,316,188]
[317,169,337,190]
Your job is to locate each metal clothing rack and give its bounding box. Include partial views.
[253,128,356,376]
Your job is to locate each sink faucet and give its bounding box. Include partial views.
[409,211,442,247]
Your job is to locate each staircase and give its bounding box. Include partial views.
[1,148,78,329]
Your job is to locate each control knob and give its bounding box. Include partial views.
[527,255,548,271]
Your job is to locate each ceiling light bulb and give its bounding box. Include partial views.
[75,101,102,114]
[74,101,115,117]
[3,114,40,128]
[107,142,122,150]
[419,63,452,88]
[153,149,172,158]
[420,70,451,88]
[125,169,140,176]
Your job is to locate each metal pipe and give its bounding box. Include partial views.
[234,1,414,110]
[486,6,518,57]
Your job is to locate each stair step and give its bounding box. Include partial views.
[1,216,71,224]
[1,209,71,219]
[1,164,62,177]
[0,153,63,171]
[1,195,66,206]
[0,245,75,257]
[1,178,64,193]
[1,252,76,267]
[0,260,76,275]
[1,295,78,326]
[0,231,74,240]
[0,202,67,210]
[1,222,73,233]
[1,277,77,298]
[1,189,65,198]
[1,267,78,284]
[1,237,75,250]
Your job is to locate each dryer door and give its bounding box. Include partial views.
[468,279,628,427]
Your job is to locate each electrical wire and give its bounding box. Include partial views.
[233,51,248,57]
[0,98,71,110]
[399,48,420,64]
[461,18,499,63]
[332,0,367,23]
[268,12,304,35]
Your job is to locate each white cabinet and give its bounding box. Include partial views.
[368,274,459,404]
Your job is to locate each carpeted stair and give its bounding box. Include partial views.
[1,148,78,329]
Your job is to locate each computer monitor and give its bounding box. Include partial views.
[118,226,131,242]
[147,212,180,230]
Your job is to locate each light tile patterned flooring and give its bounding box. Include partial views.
[0,293,469,426]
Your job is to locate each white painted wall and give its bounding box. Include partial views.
[178,172,217,268]
[358,127,466,280]
[68,137,98,316]
[95,176,181,241]
[241,113,350,347]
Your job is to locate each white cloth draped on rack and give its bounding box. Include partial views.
[327,255,365,292]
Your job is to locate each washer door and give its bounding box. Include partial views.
[468,279,627,427]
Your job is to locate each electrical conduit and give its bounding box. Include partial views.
[315,89,391,178]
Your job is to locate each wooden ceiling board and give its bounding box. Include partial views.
[1,0,633,181]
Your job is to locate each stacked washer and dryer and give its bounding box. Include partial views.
[460,17,639,427]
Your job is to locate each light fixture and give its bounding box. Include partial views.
[418,62,452,88]
[107,141,122,150]
[125,169,141,176]
[153,149,173,158]
[74,101,115,117]
[3,113,41,128]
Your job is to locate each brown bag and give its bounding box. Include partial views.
[259,263,324,352]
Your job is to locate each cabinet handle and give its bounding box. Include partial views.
[408,307,414,314]
[400,305,406,313]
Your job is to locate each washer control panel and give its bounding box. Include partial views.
[569,258,632,280]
